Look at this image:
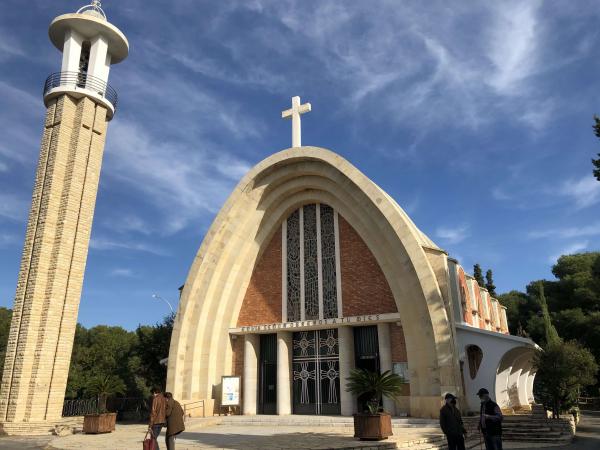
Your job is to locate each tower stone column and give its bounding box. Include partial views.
[0,2,128,434]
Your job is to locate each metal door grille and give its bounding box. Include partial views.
[292,329,341,415]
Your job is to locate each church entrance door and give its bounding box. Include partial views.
[292,329,341,415]
[353,325,380,412]
[259,334,277,414]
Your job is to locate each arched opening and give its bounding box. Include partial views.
[466,345,483,379]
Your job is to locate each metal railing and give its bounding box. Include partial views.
[62,398,99,417]
[43,71,118,110]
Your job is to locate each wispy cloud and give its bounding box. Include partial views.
[0,232,18,248]
[529,222,600,240]
[109,268,135,277]
[548,240,589,264]
[89,236,168,256]
[0,192,28,222]
[486,1,541,95]
[558,176,600,209]
[105,119,251,235]
[435,225,470,245]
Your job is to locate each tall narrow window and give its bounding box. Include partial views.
[284,203,340,321]
[287,210,301,322]
[303,205,319,320]
[320,205,338,319]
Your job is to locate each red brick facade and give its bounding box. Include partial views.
[231,336,244,377]
[390,324,407,362]
[237,228,282,326]
[233,211,408,389]
[338,216,398,317]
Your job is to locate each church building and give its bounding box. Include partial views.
[167,98,538,418]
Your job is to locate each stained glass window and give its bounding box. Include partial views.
[285,203,340,321]
[320,204,338,319]
[303,205,319,320]
[286,210,301,322]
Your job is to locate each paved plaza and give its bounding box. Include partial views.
[0,415,590,450]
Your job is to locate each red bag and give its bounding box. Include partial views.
[143,429,157,450]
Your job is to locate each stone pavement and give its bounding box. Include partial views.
[0,415,587,450]
[45,422,441,450]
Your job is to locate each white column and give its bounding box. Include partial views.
[243,334,259,415]
[277,332,292,415]
[61,29,83,73]
[338,326,355,415]
[88,35,109,82]
[377,323,395,416]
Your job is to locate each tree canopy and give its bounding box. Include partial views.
[499,252,600,398]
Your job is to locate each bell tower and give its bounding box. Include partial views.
[0,1,128,433]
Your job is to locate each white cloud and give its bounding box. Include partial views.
[486,1,541,95]
[102,214,153,236]
[435,225,470,244]
[0,232,18,248]
[558,176,600,209]
[109,268,135,277]
[0,192,28,222]
[90,236,168,256]
[492,186,511,201]
[105,118,251,234]
[529,222,600,239]
[548,240,589,264]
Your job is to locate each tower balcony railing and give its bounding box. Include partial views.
[43,71,118,112]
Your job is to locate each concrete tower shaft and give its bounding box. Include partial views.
[0,2,128,434]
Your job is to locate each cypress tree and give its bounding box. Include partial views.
[537,281,561,347]
[485,269,497,296]
[473,264,485,286]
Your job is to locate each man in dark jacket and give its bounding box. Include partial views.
[165,392,185,450]
[477,388,503,450]
[439,393,466,450]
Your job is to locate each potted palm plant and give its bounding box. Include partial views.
[83,374,126,434]
[346,368,404,440]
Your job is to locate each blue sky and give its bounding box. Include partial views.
[1,1,599,330]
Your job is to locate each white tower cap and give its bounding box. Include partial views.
[48,3,129,64]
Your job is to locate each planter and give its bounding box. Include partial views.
[83,412,117,434]
[353,412,393,440]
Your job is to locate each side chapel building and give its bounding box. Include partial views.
[167,105,538,418]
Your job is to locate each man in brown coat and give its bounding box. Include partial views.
[149,387,167,449]
[165,392,185,450]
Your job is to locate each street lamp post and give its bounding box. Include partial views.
[152,293,174,313]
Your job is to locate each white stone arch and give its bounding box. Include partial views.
[495,346,536,410]
[166,147,462,418]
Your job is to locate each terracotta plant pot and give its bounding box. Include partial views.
[353,412,393,440]
[83,412,117,434]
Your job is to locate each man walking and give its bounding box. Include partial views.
[165,392,185,450]
[149,387,167,449]
[439,393,466,450]
[477,388,503,450]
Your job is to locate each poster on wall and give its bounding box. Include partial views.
[221,376,241,406]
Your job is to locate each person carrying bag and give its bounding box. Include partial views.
[143,428,157,450]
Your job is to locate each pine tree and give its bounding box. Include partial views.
[593,116,600,181]
[485,269,497,296]
[473,264,485,286]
